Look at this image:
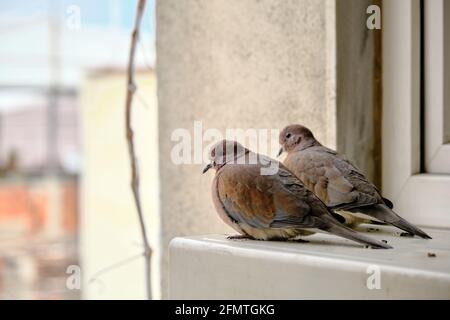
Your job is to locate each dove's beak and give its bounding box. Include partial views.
[202,163,212,174]
[277,147,284,157]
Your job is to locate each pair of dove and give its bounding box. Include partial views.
[202,124,431,249]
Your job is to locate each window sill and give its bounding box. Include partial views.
[169,226,450,299]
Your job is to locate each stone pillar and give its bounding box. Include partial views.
[156,0,338,298]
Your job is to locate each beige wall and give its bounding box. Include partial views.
[156,0,338,298]
[80,70,160,299]
[336,0,382,188]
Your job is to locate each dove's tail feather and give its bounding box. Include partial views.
[322,219,392,249]
[350,204,432,239]
[391,217,432,239]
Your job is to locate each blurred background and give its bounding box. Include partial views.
[0,0,156,299]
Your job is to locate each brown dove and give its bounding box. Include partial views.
[202,139,392,249]
[278,124,431,239]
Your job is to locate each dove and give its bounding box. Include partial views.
[202,139,392,249]
[278,124,431,239]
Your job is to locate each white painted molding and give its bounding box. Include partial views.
[395,174,450,228]
[383,0,450,228]
[424,0,450,173]
[383,0,421,197]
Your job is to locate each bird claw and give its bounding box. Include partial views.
[226,234,251,241]
[289,238,309,243]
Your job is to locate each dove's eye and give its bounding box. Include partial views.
[286,133,291,139]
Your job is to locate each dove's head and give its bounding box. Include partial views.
[278,124,319,156]
[202,140,248,173]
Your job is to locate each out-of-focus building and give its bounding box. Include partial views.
[79,69,159,299]
[0,93,80,299]
[0,0,155,299]
[0,95,80,173]
[0,94,80,299]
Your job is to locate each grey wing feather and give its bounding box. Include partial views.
[306,147,382,209]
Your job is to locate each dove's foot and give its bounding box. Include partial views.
[227,234,252,241]
[288,238,309,243]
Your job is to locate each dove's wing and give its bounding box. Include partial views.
[286,146,382,210]
[283,147,431,239]
[216,163,328,230]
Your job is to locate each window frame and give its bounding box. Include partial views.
[382,0,450,229]
[424,0,450,173]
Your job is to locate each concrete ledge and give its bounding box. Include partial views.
[169,226,450,299]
